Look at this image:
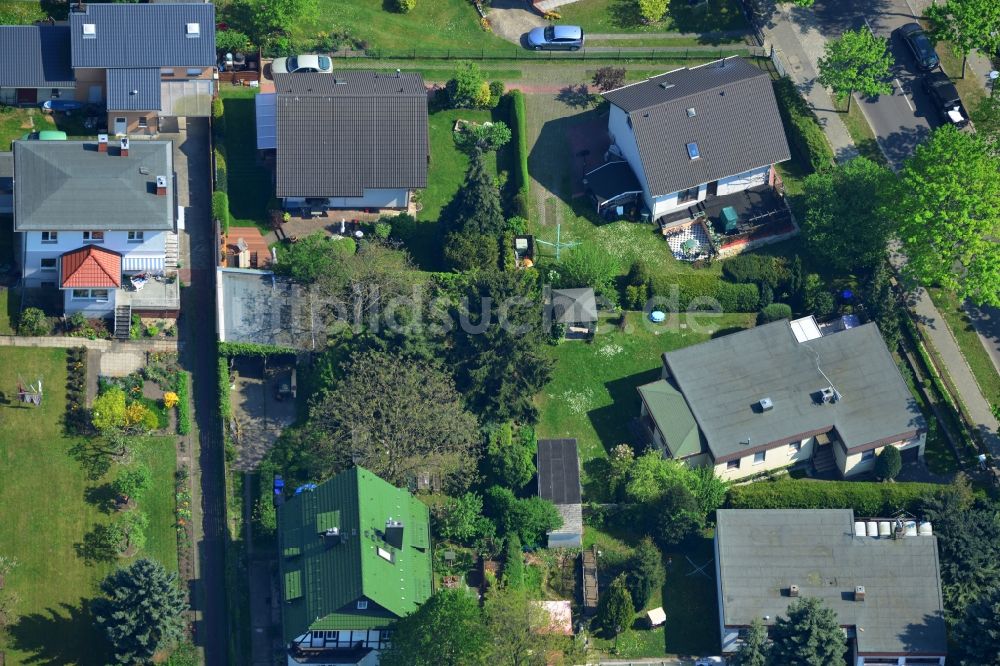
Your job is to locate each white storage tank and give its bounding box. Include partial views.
[866,521,878,537]
[854,521,866,537]
[918,521,933,536]
[905,520,918,536]
[878,521,891,537]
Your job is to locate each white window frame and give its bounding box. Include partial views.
[127,231,145,243]
[137,117,148,129]
[71,288,109,301]
[356,600,368,610]
[39,258,57,271]
[862,449,875,461]
[41,231,58,243]
[160,68,175,76]
[83,231,105,243]
[726,459,740,470]
[789,442,801,453]
[753,451,766,465]
[186,68,203,76]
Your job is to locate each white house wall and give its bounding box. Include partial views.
[608,104,653,213]
[840,435,925,478]
[22,231,168,286]
[712,437,815,482]
[63,287,117,316]
[283,188,410,210]
[717,165,770,196]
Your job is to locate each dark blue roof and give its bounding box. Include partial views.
[106,68,162,111]
[70,3,216,69]
[0,26,75,88]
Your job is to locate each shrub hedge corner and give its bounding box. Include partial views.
[726,478,945,517]
[772,77,834,173]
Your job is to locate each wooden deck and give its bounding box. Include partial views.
[222,227,272,269]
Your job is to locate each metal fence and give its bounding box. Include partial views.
[337,47,755,62]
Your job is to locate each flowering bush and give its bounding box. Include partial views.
[163,392,179,409]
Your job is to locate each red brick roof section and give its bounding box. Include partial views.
[60,245,122,288]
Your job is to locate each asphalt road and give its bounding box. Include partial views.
[811,0,938,169]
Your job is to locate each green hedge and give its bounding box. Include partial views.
[176,371,191,436]
[218,341,297,358]
[772,77,834,173]
[212,191,230,234]
[649,273,760,312]
[727,478,945,516]
[508,90,530,218]
[218,354,232,423]
[214,146,228,193]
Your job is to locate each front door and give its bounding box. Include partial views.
[707,180,719,197]
[114,116,127,136]
[15,89,37,105]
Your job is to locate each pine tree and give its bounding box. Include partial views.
[444,150,505,237]
[625,537,663,610]
[864,262,900,350]
[597,574,635,637]
[93,558,188,664]
[769,597,846,666]
[952,585,1000,665]
[732,617,770,666]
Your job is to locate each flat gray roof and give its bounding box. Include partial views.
[716,509,947,656]
[13,140,173,231]
[218,269,320,350]
[663,321,924,460]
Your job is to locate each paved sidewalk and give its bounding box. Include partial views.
[588,30,749,39]
[760,4,858,162]
[0,335,179,351]
[909,0,996,90]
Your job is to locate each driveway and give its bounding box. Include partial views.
[488,0,546,45]
[806,0,936,169]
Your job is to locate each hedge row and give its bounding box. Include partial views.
[214,146,228,194]
[176,370,191,436]
[508,90,530,218]
[649,272,760,312]
[772,77,834,173]
[218,341,297,358]
[726,478,945,517]
[212,191,230,235]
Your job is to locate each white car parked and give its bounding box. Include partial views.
[270,54,333,74]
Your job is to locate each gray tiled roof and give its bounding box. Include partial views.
[13,140,173,231]
[550,288,597,324]
[603,58,790,198]
[273,71,428,198]
[663,321,924,460]
[70,3,216,69]
[0,26,75,88]
[106,68,161,111]
[716,509,947,656]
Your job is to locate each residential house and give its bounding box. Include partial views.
[637,317,925,481]
[537,438,582,548]
[595,58,790,225]
[13,138,179,324]
[256,71,428,211]
[715,509,947,665]
[69,2,216,135]
[0,25,76,107]
[278,467,433,666]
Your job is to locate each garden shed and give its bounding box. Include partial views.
[537,438,583,548]
[550,288,598,339]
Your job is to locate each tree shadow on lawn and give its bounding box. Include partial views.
[529,107,605,215]
[660,535,721,655]
[9,601,109,666]
[83,483,118,514]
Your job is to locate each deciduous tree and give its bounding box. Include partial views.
[769,597,846,666]
[446,62,490,109]
[927,0,1000,78]
[801,157,895,273]
[636,0,668,23]
[380,589,488,666]
[484,486,562,548]
[304,350,479,488]
[894,125,1000,307]
[112,464,152,503]
[482,422,536,490]
[818,28,893,111]
[653,483,703,547]
[592,66,626,92]
[93,559,188,665]
[274,232,355,284]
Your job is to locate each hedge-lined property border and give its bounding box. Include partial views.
[772,77,834,173]
[727,478,946,516]
[176,370,191,436]
[217,341,297,358]
[507,89,530,218]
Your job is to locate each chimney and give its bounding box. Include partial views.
[322,527,341,547]
[384,519,404,550]
[119,137,129,157]
[97,133,108,152]
[854,585,866,602]
[156,175,167,196]
[788,584,800,598]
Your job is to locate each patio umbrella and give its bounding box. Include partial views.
[681,238,699,255]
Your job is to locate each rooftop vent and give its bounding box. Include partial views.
[686,107,696,117]
[686,142,700,160]
[819,386,839,404]
[185,22,200,37]
[854,585,866,602]
[82,23,96,38]
[789,584,800,597]
[156,175,167,196]
[758,397,774,412]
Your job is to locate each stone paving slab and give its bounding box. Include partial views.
[99,350,147,378]
[0,335,179,352]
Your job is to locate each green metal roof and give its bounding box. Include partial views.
[637,380,702,459]
[277,467,433,642]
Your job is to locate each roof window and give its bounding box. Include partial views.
[686,107,696,117]
[686,142,700,160]
[185,22,200,37]
[82,23,96,38]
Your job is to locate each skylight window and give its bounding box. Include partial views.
[686,107,696,117]
[185,22,200,37]
[82,23,96,38]
[686,142,700,160]
[377,547,394,563]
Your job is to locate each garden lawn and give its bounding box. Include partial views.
[557,0,749,35]
[536,311,755,499]
[220,87,273,230]
[290,0,510,53]
[927,288,1000,409]
[584,525,720,657]
[0,347,176,665]
[413,107,497,269]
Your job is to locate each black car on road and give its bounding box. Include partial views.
[897,23,940,71]
[922,71,971,129]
